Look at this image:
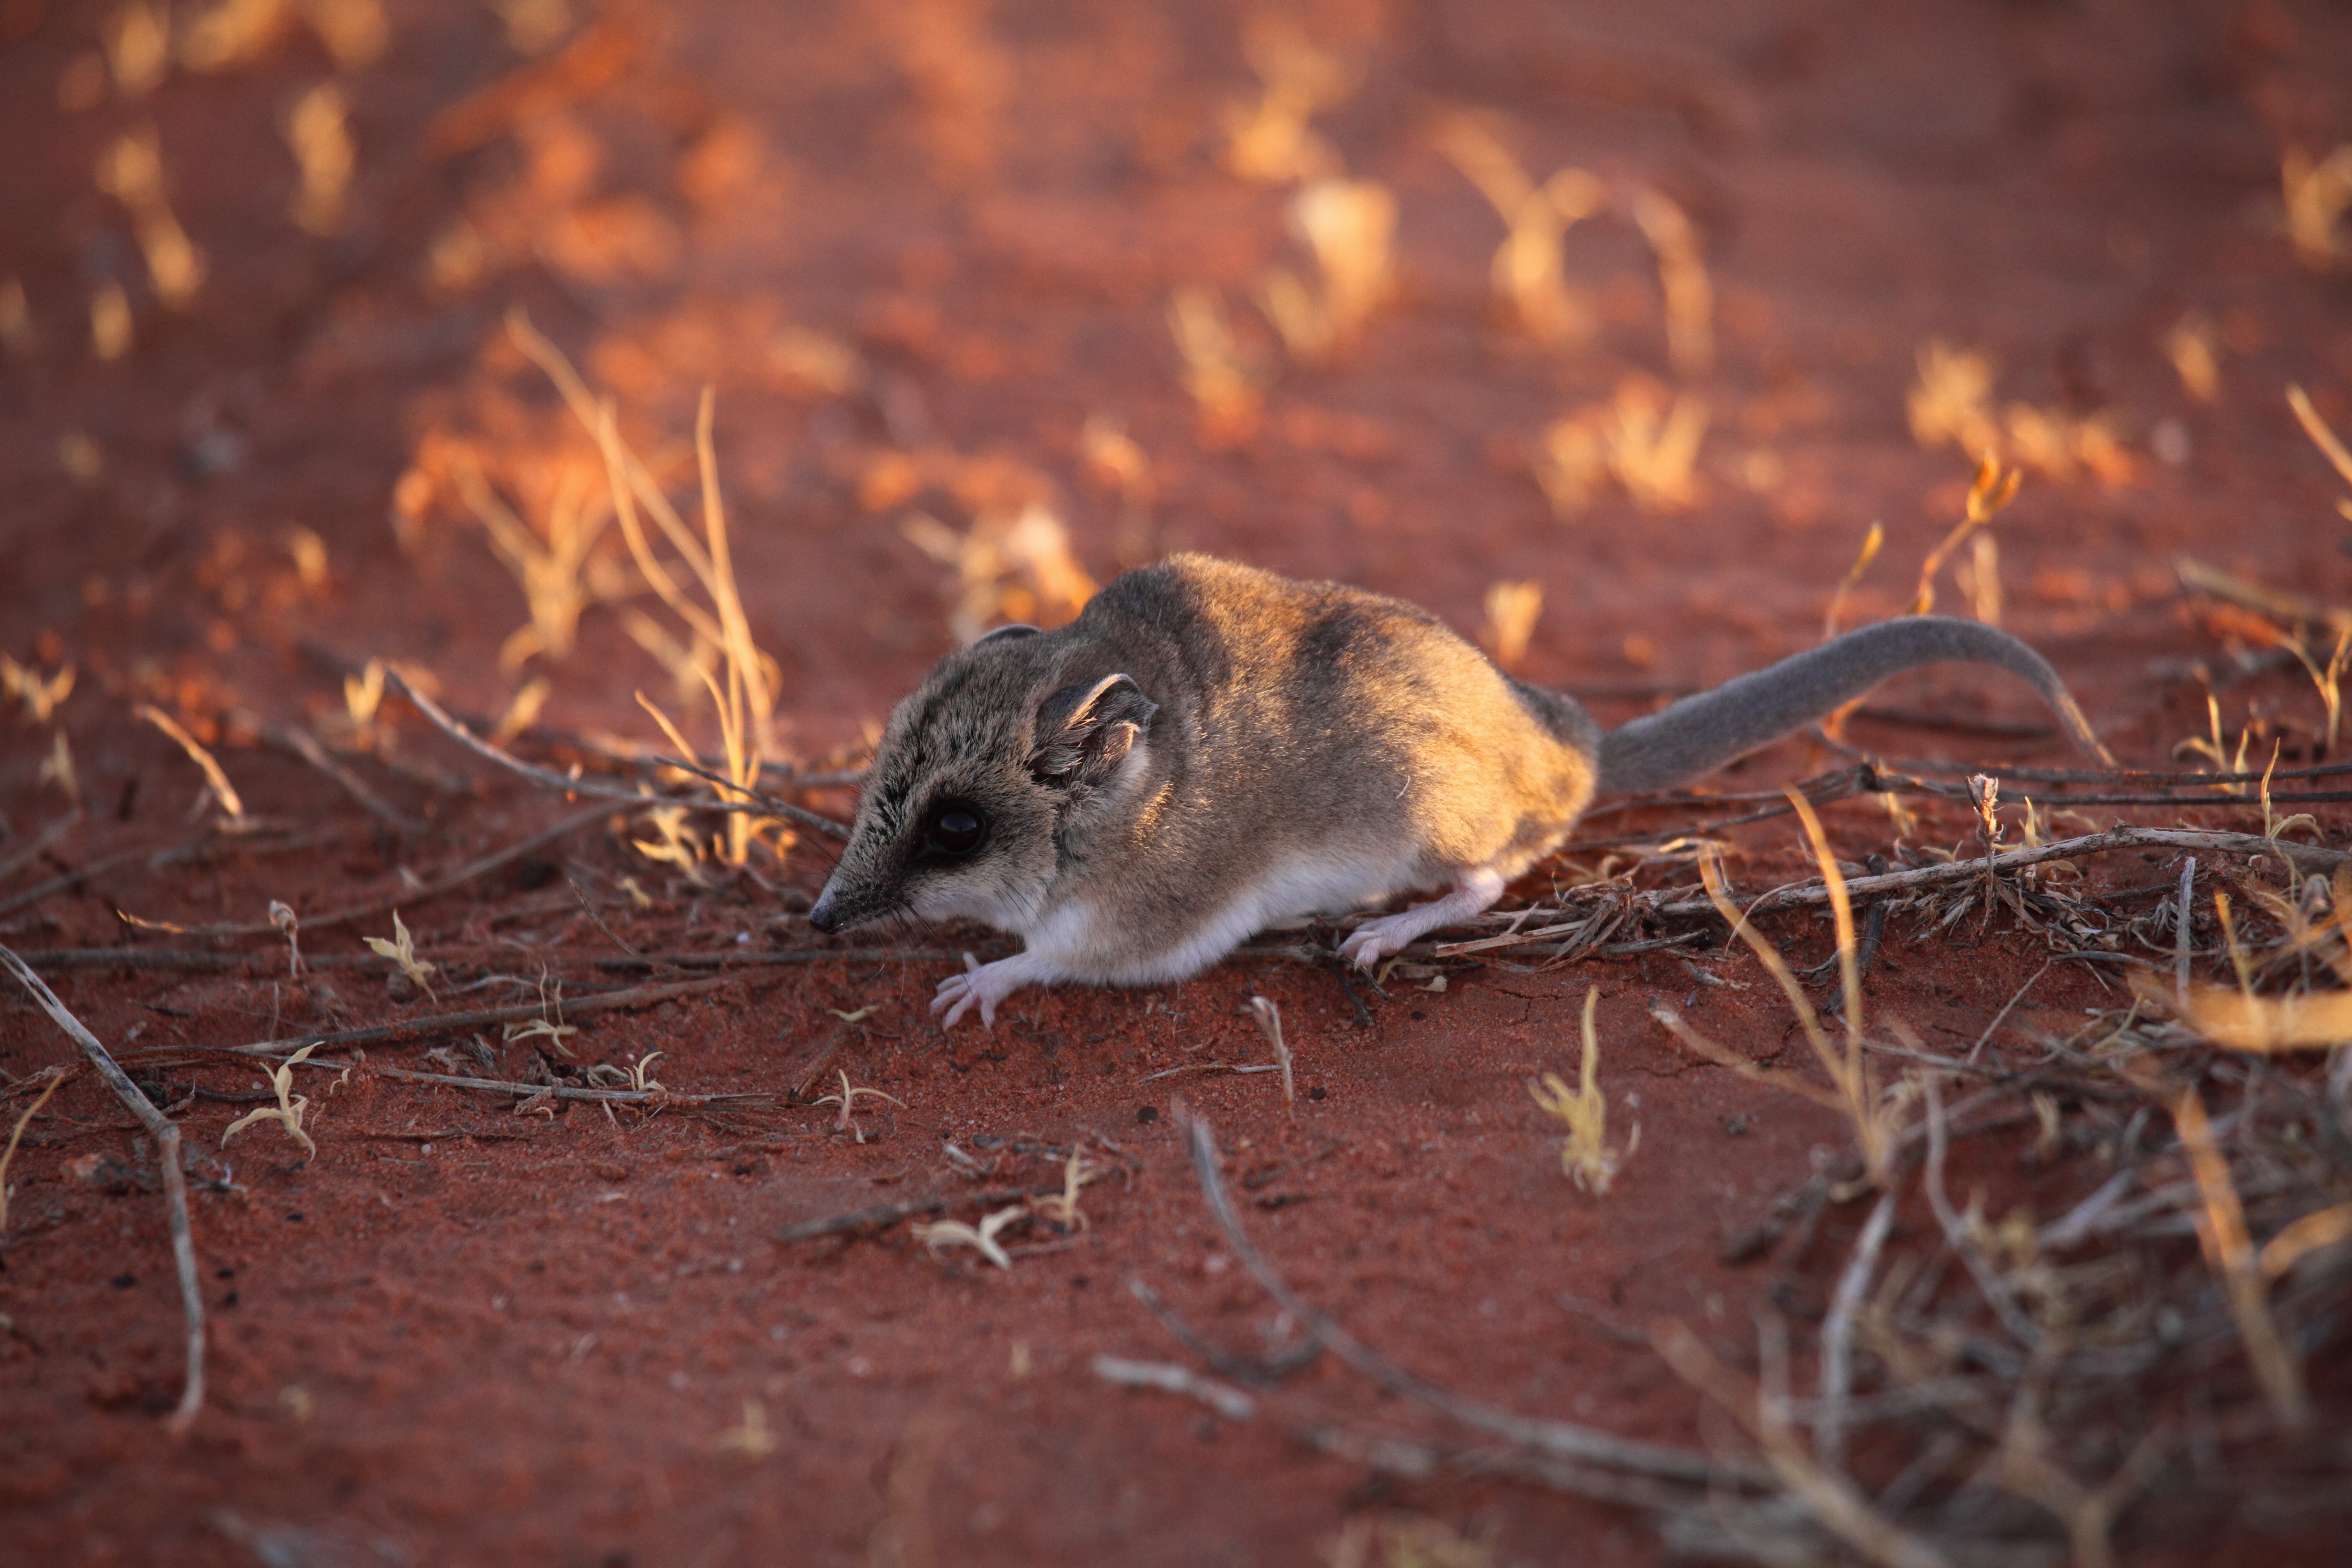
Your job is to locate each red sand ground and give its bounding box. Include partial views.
[4,1,2352,1563]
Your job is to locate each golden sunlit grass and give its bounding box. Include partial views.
[2166,312,2221,402]
[506,308,787,871]
[1629,188,1713,379]
[2174,1087,2311,1428]
[1531,377,1708,519]
[1479,579,1542,672]
[1168,285,1262,437]
[1432,116,1604,346]
[1528,988,1637,1194]
[1220,14,1351,185]
[902,502,1098,645]
[1906,340,2134,485]
[94,126,206,309]
[446,446,617,673]
[136,702,245,822]
[284,82,355,235]
[2287,383,2352,523]
[1821,521,1883,639]
[1257,177,1395,362]
[220,1043,321,1162]
[1654,792,1901,1187]
[1,656,75,724]
[104,1,171,96]
[1909,454,2019,616]
[2282,144,2352,271]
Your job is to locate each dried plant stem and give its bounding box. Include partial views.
[1924,1079,2040,1347]
[1650,827,2350,921]
[0,942,205,1433]
[1181,1109,1749,1485]
[1651,1318,1952,1568]
[1817,1190,1899,1468]
[185,975,748,1062]
[121,800,616,938]
[2173,1088,2311,1429]
[384,668,845,840]
[0,812,80,887]
[0,1067,68,1232]
[370,1065,767,1109]
[237,712,427,834]
[2174,858,2197,1001]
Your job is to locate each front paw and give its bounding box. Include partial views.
[931,955,1025,1029]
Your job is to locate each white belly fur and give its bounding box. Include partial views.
[1024,842,1431,985]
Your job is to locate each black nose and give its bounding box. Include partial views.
[806,895,837,933]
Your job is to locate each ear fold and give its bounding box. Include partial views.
[974,623,1041,647]
[1029,673,1158,790]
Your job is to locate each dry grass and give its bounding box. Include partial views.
[2165,312,2221,402]
[94,126,205,308]
[1478,580,1542,673]
[135,702,245,822]
[1528,987,1638,1194]
[902,503,1097,645]
[1168,285,1263,437]
[1629,188,1713,380]
[1655,793,1902,1186]
[1219,15,1351,185]
[1433,116,1604,346]
[1257,178,1395,362]
[505,309,788,871]
[284,81,355,235]
[1906,342,2134,486]
[2282,144,2352,271]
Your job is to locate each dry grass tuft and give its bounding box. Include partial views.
[1220,15,1352,185]
[2282,144,2352,270]
[2165,312,2221,403]
[1629,188,1713,379]
[1479,580,1542,672]
[1528,987,1637,1194]
[95,126,206,308]
[506,309,789,870]
[135,702,245,821]
[903,503,1098,645]
[284,82,355,235]
[1257,178,1395,362]
[1906,341,2134,485]
[220,1043,321,1162]
[1168,286,1263,438]
[1432,116,1604,346]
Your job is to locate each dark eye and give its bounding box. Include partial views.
[922,801,988,856]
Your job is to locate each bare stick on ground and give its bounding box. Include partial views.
[0,941,206,1433]
[1180,1108,1751,1485]
[384,666,849,841]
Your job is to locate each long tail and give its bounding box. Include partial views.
[1594,616,2112,795]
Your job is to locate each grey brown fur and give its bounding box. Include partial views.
[808,554,2111,1027]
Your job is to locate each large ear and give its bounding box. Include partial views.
[974,623,1040,647]
[1029,673,1158,790]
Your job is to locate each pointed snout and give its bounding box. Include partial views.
[806,889,840,933]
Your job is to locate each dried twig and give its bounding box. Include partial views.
[1181,1109,1750,1485]
[0,942,206,1433]
[384,667,850,841]
[120,801,614,938]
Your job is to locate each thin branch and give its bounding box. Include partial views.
[1181,1109,1754,1486]
[1818,1191,1900,1468]
[129,975,749,1063]
[237,713,428,835]
[119,802,614,939]
[0,941,206,1434]
[385,665,849,841]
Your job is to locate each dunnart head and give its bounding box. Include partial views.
[806,624,1158,938]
